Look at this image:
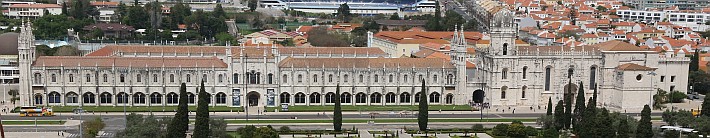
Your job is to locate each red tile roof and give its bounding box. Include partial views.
[9,4,60,8]
[33,56,228,68]
[278,57,454,69]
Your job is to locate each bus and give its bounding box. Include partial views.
[19,106,54,117]
[692,109,702,117]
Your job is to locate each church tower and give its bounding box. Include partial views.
[450,25,468,103]
[18,21,36,106]
[489,8,517,56]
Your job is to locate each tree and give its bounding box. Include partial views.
[597,108,615,137]
[547,97,553,115]
[665,130,680,138]
[336,3,352,22]
[668,91,686,103]
[82,117,106,138]
[418,79,428,131]
[689,71,710,95]
[389,13,400,20]
[255,126,279,138]
[124,5,149,29]
[596,6,608,12]
[554,100,564,130]
[166,83,189,138]
[564,80,573,129]
[210,119,230,138]
[334,84,342,131]
[463,21,477,31]
[117,114,167,138]
[507,122,527,137]
[33,14,72,39]
[248,0,258,12]
[654,89,669,109]
[213,4,226,19]
[7,89,18,104]
[61,2,68,15]
[425,1,442,31]
[492,124,509,136]
[703,95,710,117]
[306,27,349,47]
[691,49,700,71]
[194,81,211,138]
[442,10,465,31]
[617,116,630,138]
[238,125,257,138]
[636,105,654,138]
[573,81,585,133]
[54,45,81,56]
[170,2,192,26]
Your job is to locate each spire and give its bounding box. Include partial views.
[459,24,466,46]
[452,24,459,46]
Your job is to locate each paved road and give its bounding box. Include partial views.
[226,20,239,36]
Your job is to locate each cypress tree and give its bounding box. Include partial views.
[194,81,210,138]
[690,49,700,71]
[334,84,342,131]
[573,81,586,133]
[547,97,552,116]
[61,3,68,15]
[166,83,188,138]
[564,80,573,129]
[597,108,615,137]
[636,105,653,138]
[617,117,630,138]
[418,79,428,131]
[554,100,565,130]
[702,95,710,117]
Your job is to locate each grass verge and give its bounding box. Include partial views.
[266,105,476,112]
[47,106,243,112]
[2,120,66,125]
[226,118,536,124]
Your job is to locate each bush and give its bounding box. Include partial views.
[669,91,686,103]
[524,126,538,136]
[279,126,291,133]
[472,124,485,131]
[507,123,527,137]
[492,124,509,136]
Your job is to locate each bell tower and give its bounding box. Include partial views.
[18,20,36,106]
[489,8,517,56]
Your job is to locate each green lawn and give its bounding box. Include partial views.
[48,106,243,112]
[225,118,536,124]
[2,120,66,125]
[228,132,241,138]
[267,105,475,112]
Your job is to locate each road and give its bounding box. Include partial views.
[226,20,239,36]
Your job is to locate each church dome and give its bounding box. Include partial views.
[0,32,19,55]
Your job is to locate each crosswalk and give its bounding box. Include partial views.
[65,132,113,138]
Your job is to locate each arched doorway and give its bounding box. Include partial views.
[247,91,260,106]
[563,83,578,104]
[472,90,485,103]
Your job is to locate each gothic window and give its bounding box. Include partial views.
[294,92,306,103]
[374,74,379,82]
[48,92,61,103]
[280,92,290,104]
[186,74,191,82]
[297,74,303,83]
[85,74,91,82]
[35,94,42,105]
[415,92,421,102]
[388,75,393,83]
[187,93,195,104]
[404,75,409,83]
[51,74,56,82]
[282,75,288,83]
[256,72,261,84]
[356,93,367,103]
[100,92,112,104]
[170,74,175,83]
[167,92,178,104]
[325,92,335,103]
[202,74,207,82]
[136,74,142,82]
[343,74,349,82]
[568,68,574,78]
[117,93,128,104]
[309,93,321,103]
[120,74,125,82]
[341,92,352,103]
[133,92,146,104]
[234,73,239,84]
[523,66,528,79]
[502,68,509,80]
[216,92,227,104]
[313,74,318,83]
[419,75,424,82]
[150,93,162,104]
[429,92,440,103]
[66,92,78,104]
[33,73,41,84]
[590,66,597,88]
[266,73,271,84]
[103,74,107,82]
[501,86,508,99]
[503,43,509,55]
[433,75,438,83]
[522,86,527,98]
[370,93,382,103]
[218,74,224,83]
[69,74,74,82]
[385,92,396,103]
[83,92,95,103]
[359,75,364,83]
[329,74,333,82]
[400,92,411,103]
[153,74,158,82]
[445,94,454,104]
[545,67,551,91]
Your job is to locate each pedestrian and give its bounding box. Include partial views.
[512,109,515,114]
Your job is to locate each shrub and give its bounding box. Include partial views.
[525,126,538,136]
[279,126,291,133]
[472,124,485,131]
[492,124,509,136]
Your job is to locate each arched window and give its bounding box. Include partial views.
[433,75,438,83]
[502,68,509,79]
[501,86,508,99]
[34,94,42,105]
[370,93,382,103]
[267,73,273,84]
[150,93,162,104]
[309,93,321,103]
[502,43,508,55]
[100,92,112,104]
[294,93,306,103]
[187,93,196,104]
[419,75,424,82]
[343,74,349,82]
[202,74,207,82]
[153,74,158,82]
[133,93,146,104]
[415,92,421,102]
[522,66,528,79]
[388,75,393,83]
[68,74,74,82]
[404,75,409,83]
[359,75,364,83]
[446,74,454,84]
[385,92,396,103]
[356,93,367,103]
[51,74,56,82]
[590,66,597,88]
[400,92,411,103]
[218,74,224,83]
[328,74,333,82]
[117,93,128,104]
[374,74,379,82]
[170,74,175,83]
[136,74,141,82]
[545,67,551,91]
[282,75,287,83]
[522,86,527,99]
[297,74,303,83]
[280,92,290,104]
[429,92,441,103]
[120,74,125,82]
[216,93,227,104]
[325,92,336,103]
[103,74,107,82]
[186,74,191,82]
[445,94,454,104]
[313,74,318,83]
[85,74,91,82]
[48,92,61,103]
[34,73,42,84]
[167,92,179,104]
[66,92,78,103]
[568,68,574,78]
[83,92,95,103]
[341,92,352,103]
[233,73,239,84]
